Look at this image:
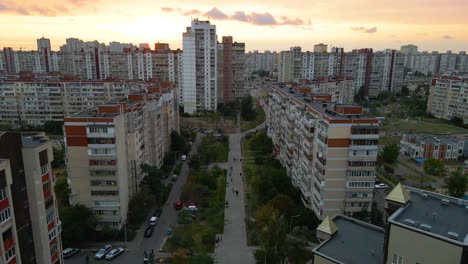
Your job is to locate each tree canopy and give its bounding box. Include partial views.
[423,157,447,177]
[446,168,468,198]
[382,144,400,164]
[241,95,257,121]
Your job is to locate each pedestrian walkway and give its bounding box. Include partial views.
[214,129,255,263]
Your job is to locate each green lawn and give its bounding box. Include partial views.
[379,136,401,146]
[382,117,468,134]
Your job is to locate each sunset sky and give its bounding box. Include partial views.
[1,0,467,52]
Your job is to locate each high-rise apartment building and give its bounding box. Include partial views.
[182,19,218,113]
[291,76,355,104]
[64,86,177,229]
[427,73,468,123]
[0,132,63,264]
[268,85,379,218]
[314,43,328,53]
[245,50,279,74]
[218,36,246,103]
[279,46,404,97]
[400,44,419,68]
[0,76,166,127]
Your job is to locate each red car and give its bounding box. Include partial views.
[174,201,183,210]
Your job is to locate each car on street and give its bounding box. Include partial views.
[105,247,124,260]
[144,226,154,238]
[95,244,112,260]
[149,216,158,226]
[153,208,162,217]
[63,248,80,258]
[171,174,178,182]
[375,183,388,189]
[174,201,183,210]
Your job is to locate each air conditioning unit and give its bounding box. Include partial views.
[419,224,432,232]
[447,232,459,240]
[404,219,417,227]
[441,198,450,206]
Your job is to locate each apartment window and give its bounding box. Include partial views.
[392,254,403,264]
[90,180,117,186]
[41,164,49,175]
[90,169,116,176]
[88,138,115,144]
[92,200,119,207]
[89,126,108,133]
[98,221,119,228]
[348,171,375,177]
[90,148,115,155]
[42,182,51,193]
[5,246,15,261]
[50,243,58,257]
[0,187,7,200]
[46,210,55,224]
[93,209,118,216]
[48,229,57,241]
[89,160,116,166]
[347,181,373,188]
[91,191,118,196]
[0,208,11,223]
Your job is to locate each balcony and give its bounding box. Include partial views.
[0,198,9,211]
[317,133,328,144]
[349,144,378,150]
[316,153,327,166]
[3,236,14,250]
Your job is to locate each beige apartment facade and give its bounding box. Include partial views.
[65,85,177,229]
[268,85,379,219]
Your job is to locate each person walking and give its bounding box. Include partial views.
[85,255,89,264]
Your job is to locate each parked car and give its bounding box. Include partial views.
[149,216,158,226]
[153,208,162,217]
[105,247,124,260]
[144,226,154,238]
[375,183,388,189]
[95,245,112,260]
[63,248,80,258]
[174,201,183,210]
[171,175,178,182]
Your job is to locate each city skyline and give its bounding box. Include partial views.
[0,0,467,52]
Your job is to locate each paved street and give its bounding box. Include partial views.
[213,132,255,264]
[65,134,203,264]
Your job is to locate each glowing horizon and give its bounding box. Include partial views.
[1,0,467,52]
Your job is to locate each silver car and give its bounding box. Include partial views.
[95,244,112,260]
[105,247,124,260]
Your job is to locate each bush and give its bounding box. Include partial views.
[201,228,216,245]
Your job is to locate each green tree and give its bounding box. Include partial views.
[446,168,468,198]
[52,147,65,168]
[423,157,447,177]
[382,144,400,163]
[42,121,64,135]
[189,254,214,264]
[401,86,410,97]
[370,202,384,227]
[127,189,156,228]
[258,211,288,263]
[354,86,366,103]
[188,154,201,170]
[450,116,465,128]
[171,130,188,153]
[241,95,257,121]
[268,194,295,219]
[353,208,370,222]
[286,240,311,264]
[54,174,70,206]
[59,204,97,247]
[172,249,189,264]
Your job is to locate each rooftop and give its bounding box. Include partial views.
[314,215,385,264]
[404,133,464,144]
[21,132,49,148]
[276,86,377,121]
[389,186,468,246]
[70,108,120,118]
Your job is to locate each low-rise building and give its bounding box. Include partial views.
[400,133,465,160]
[312,184,468,264]
[268,85,379,219]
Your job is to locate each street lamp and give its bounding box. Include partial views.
[289,214,301,234]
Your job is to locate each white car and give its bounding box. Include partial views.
[375,183,388,189]
[95,244,112,260]
[63,248,80,258]
[105,247,124,260]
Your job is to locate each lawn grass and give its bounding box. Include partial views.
[379,136,401,146]
[382,117,468,134]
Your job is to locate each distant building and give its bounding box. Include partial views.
[218,36,246,103]
[0,132,63,264]
[400,134,465,160]
[314,43,328,53]
[312,184,468,264]
[427,73,468,123]
[0,76,173,127]
[182,19,218,113]
[244,50,279,74]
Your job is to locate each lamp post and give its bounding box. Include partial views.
[289,214,301,234]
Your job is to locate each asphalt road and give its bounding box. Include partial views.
[65,134,203,264]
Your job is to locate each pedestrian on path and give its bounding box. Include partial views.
[85,255,89,264]
[231,177,233,183]
[232,187,234,193]
[235,189,239,196]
